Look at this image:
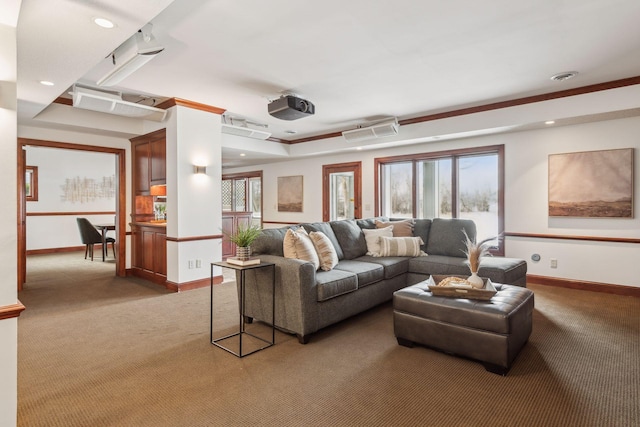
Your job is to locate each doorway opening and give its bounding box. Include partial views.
[17,138,127,290]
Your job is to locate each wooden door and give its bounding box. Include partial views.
[322,162,362,221]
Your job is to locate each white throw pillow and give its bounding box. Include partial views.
[362,226,394,257]
[379,236,425,257]
[283,227,320,270]
[309,231,339,271]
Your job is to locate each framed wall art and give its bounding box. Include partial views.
[548,148,633,218]
[278,175,303,212]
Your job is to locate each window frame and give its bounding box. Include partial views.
[374,145,504,255]
[25,165,38,202]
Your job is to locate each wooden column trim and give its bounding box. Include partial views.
[0,301,26,320]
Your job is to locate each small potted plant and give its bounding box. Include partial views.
[228,224,262,261]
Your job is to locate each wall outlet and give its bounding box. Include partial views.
[196,259,202,268]
[188,260,194,269]
[550,258,558,268]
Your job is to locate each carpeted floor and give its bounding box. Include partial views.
[17,253,640,426]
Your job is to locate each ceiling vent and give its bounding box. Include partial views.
[97,24,164,87]
[221,115,271,140]
[221,124,271,140]
[342,118,399,142]
[71,86,167,121]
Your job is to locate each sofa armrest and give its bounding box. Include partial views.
[241,254,319,338]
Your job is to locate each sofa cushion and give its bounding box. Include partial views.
[316,270,358,302]
[309,231,339,271]
[362,226,394,257]
[330,219,367,260]
[379,236,424,257]
[334,259,384,288]
[302,222,344,260]
[408,254,472,277]
[413,219,432,252]
[375,219,414,237]
[252,227,290,256]
[356,255,411,280]
[284,227,320,270]
[426,218,476,258]
[478,257,528,286]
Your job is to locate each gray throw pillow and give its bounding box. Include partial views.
[330,219,367,260]
[425,218,476,258]
[301,222,344,260]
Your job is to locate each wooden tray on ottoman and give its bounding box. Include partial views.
[427,275,497,300]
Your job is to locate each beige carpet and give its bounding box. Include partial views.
[17,253,640,426]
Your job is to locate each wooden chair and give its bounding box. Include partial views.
[76,218,116,261]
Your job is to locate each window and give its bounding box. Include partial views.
[376,145,504,255]
[26,166,38,201]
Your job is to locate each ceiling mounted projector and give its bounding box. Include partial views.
[97,23,164,87]
[71,86,167,121]
[268,95,315,120]
[342,118,399,142]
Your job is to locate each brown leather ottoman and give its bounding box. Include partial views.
[393,281,534,375]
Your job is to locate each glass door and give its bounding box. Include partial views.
[322,162,361,221]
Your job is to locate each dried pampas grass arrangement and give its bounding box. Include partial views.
[462,229,493,273]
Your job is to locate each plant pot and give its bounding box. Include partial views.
[236,246,251,261]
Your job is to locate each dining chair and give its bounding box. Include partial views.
[76,218,116,261]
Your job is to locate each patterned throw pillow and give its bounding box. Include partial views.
[309,231,339,271]
[379,236,425,257]
[375,219,414,237]
[362,226,394,257]
[283,227,320,270]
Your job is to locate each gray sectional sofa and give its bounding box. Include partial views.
[242,217,527,343]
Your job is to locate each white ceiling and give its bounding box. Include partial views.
[15,0,640,166]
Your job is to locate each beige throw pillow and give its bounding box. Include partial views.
[309,231,339,271]
[283,227,320,270]
[362,226,394,257]
[379,236,425,257]
[375,219,414,237]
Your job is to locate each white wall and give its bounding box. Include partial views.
[19,126,133,267]
[25,146,116,250]
[226,115,640,288]
[0,19,19,427]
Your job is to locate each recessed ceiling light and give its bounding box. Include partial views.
[240,153,246,157]
[545,120,555,125]
[356,147,363,151]
[550,71,578,82]
[284,130,297,135]
[39,80,54,86]
[93,17,115,29]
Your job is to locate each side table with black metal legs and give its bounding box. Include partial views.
[210,261,276,357]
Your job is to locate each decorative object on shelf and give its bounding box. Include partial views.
[462,230,490,289]
[226,223,262,261]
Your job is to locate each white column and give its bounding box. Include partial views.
[165,105,222,287]
[0,20,19,427]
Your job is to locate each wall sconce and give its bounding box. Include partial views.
[194,165,207,175]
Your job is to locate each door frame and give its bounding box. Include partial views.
[17,138,127,290]
[322,161,362,221]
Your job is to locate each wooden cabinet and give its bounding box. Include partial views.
[131,129,166,195]
[131,223,167,284]
[221,211,252,259]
